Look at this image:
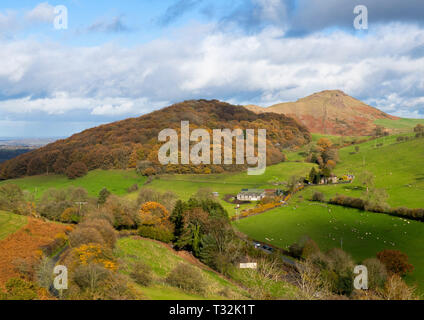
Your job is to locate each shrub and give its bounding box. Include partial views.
[312,191,325,202]
[166,264,207,295]
[377,250,414,276]
[79,219,117,249]
[2,278,38,300]
[142,167,157,177]
[363,258,388,290]
[302,239,320,258]
[382,275,416,300]
[69,227,105,248]
[288,242,303,259]
[138,225,174,243]
[36,257,55,290]
[73,263,110,292]
[130,261,153,286]
[325,248,355,295]
[127,183,139,193]
[98,188,111,205]
[65,162,88,179]
[60,207,80,223]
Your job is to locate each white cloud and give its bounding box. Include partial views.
[25,2,55,23]
[0,22,423,120]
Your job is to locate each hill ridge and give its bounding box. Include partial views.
[245,90,399,136]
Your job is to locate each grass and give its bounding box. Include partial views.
[136,161,315,215]
[235,135,424,294]
[0,211,27,240]
[115,237,248,300]
[375,118,424,131]
[0,169,147,199]
[333,136,424,208]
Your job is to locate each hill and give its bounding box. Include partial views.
[245,90,398,136]
[115,237,250,300]
[235,135,424,293]
[0,100,311,180]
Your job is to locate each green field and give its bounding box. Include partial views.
[375,118,424,131]
[0,170,147,199]
[139,161,315,215]
[0,210,27,240]
[235,136,424,294]
[115,237,248,300]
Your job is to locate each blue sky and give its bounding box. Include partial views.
[0,0,424,137]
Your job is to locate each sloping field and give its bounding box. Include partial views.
[375,118,424,132]
[0,170,147,199]
[0,218,70,286]
[235,136,424,294]
[0,211,27,240]
[115,237,248,300]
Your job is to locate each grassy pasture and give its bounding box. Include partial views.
[0,169,147,199]
[115,237,247,300]
[375,118,424,131]
[235,135,424,293]
[0,210,27,240]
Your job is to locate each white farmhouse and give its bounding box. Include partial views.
[237,189,266,201]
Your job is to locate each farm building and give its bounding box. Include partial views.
[237,189,266,201]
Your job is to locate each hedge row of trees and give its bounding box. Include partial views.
[326,194,424,222]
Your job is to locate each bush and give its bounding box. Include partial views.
[2,278,38,300]
[130,261,153,286]
[382,275,416,300]
[73,263,110,292]
[79,218,117,249]
[312,191,325,202]
[60,207,80,223]
[363,258,388,290]
[69,227,105,248]
[302,239,320,258]
[65,162,88,179]
[288,242,303,259]
[98,188,111,205]
[166,264,207,295]
[127,183,139,193]
[377,250,414,276]
[138,225,174,243]
[325,248,355,295]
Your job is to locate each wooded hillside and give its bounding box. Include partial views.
[0,100,311,179]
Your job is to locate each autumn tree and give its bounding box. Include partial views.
[413,124,424,133]
[65,162,88,179]
[377,250,414,276]
[317,138,333,151]
[139,202,171,229]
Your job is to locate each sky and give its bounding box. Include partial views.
[0,0,424,138]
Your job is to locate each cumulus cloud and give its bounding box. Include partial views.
[25,2,55,23]
[0,19,423,133]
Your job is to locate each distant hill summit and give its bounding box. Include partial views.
[245,90,399,136]
[0,100,311,180]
